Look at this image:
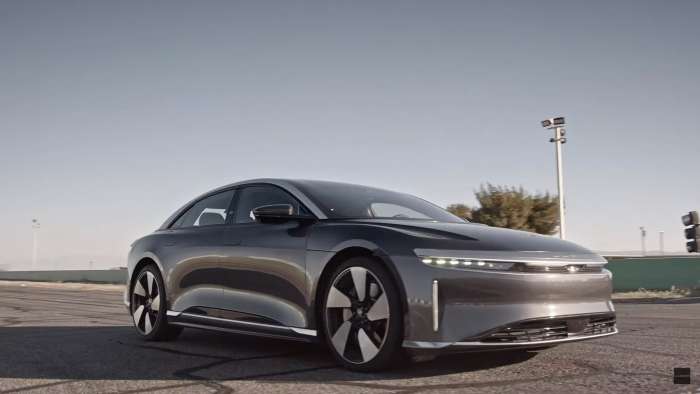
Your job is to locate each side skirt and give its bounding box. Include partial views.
[166,310,318,343]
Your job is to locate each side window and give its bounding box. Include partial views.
[370,202,430,219]
[171,189,236,228]
[234,185,305,224]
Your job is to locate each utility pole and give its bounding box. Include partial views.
[541,117,567,239]
[640,226,646,256]
[659,231,664,255]
[31,219,40,270]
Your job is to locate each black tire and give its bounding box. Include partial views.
[321,257,404,372]
[130,265,183,341]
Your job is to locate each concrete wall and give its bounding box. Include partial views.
[605,256,700,291]
[0,270,127,284]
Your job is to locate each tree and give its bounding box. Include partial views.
[447,183,559,235]
[527,192,559,234]
[446,203,472,220]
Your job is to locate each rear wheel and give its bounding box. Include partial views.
[130,265,182,341]
[322,257,403,372]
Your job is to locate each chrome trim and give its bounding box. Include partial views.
[166,310,181,317]
[403,341,452,349]
[432,280,439,332]
[289,327,318,336]
[173,311,316,336]
[180,312,280,329]
[403,328,618,349]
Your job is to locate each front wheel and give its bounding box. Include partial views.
[130,265,182,341]
[322,257,404,372]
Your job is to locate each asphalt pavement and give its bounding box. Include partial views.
[0,280,699,393]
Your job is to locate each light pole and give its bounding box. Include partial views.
[659,231,664,255]
[31,219,40,270]
[640,226,646,256]
[541,117,567,239]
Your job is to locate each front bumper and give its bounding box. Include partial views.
[390,254,616,349]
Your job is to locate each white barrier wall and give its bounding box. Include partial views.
[0,270,127,284]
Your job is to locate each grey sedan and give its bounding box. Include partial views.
[126,179,616,371]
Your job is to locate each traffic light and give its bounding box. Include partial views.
[682,211,700,253]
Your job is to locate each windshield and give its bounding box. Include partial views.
[293,180,465,223]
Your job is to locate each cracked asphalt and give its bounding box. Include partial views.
[0,281,699,393]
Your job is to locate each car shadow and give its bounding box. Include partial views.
[0,325,537,382]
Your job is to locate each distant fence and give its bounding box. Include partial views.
[1,257,699,291]
[605,256,700,291]
[0,270,126,284]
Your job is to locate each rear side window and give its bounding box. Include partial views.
[234,185,307,224]
[171,189,236,228]
[370,202,430,219]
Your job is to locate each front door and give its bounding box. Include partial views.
[220,184,313,328]
[163,189,237,314]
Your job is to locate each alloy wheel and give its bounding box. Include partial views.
[325,266,390,364]
[131,270,161,335]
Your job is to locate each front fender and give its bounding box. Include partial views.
[126,238,168,309]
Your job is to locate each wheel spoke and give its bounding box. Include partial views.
[366,293,389,321]
[144,312,153,333]
[133,280,147,297]
[369,282,379,298]
[151,295,160,312]
[146,272,155,296]
[133,305,145,327]
[331,321,352,356]
[350,267,367,302]
[357,328,379,362]
[327,286,352,308]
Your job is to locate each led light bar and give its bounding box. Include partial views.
[420,257,514,271]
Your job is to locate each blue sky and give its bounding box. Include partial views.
[1,1,699,269]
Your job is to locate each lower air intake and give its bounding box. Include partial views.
[481,314,616,343]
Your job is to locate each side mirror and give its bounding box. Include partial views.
[252,204,315,222]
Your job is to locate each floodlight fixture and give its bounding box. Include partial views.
[682,211,699,227]
[541,117,565,129]
[682,211,700,253]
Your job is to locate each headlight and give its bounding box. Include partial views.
[420,256,515,271]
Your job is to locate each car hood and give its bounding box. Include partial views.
[342,219,606,265]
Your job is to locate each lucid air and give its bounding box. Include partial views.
[126,179,616,371]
